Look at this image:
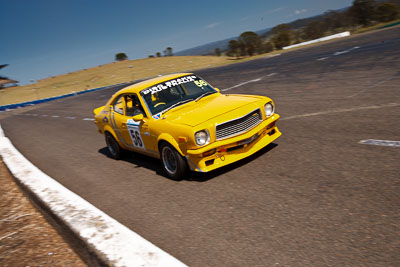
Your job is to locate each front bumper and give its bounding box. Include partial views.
[186,114,281,172]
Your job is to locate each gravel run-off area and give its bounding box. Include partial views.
[0,159,87,266]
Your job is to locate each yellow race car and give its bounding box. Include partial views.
[94,73,281,180]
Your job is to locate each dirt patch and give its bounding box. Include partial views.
[0,159,87,267]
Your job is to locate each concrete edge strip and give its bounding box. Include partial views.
[283,31,350,50]
[0,124,187,267]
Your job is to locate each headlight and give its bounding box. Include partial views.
[195,130,210,146]
[264,102,274,117]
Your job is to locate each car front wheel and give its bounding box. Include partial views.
[160,143,187,180]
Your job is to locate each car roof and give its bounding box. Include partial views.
[117,72,193,95]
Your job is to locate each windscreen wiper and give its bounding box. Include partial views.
[161,99,194,115]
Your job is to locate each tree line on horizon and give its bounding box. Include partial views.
[115,47,174,61]
[223,0,400,58]
[114,0,400,61]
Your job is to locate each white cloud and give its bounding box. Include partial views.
[205,22,220,29]
[267,7,285,14]
[295,9,307,15]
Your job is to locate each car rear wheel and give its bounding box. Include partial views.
[105,132,121,160]
[160,143,187,180]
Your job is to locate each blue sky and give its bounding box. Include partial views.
[1,0,352,85]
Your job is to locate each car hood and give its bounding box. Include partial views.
[162,94,265,127]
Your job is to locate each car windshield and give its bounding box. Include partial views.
[140,75,217,116]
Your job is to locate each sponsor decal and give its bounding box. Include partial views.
[127,119,140,126]
[194,80,208,87]
[152,113,161,120]
[103,116,108,123]
[141,75,198,95]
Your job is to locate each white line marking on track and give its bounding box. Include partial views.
[347,74,398,98]
[281,103,400,121]
[359,139,400,147]
[319,46,359,60]
[263,53,281,58]
[83,118,95,121]
[222,78,263,91]
[51,115,60,118]
[222,73,277,92]
[334,50,349,56]
[65,116,76,119]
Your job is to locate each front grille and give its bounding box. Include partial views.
[216,109,262,140]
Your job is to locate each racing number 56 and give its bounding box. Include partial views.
[129,129,144,148]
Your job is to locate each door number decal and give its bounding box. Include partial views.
[127,119,144,149]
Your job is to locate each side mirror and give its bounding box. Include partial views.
[109,106,114,111]
[214,88,220,92]
[132,114,144,122]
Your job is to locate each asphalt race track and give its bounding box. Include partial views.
[1,26,399,266]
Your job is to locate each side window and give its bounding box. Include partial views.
[124,94,146,117]
[113,95,124,115]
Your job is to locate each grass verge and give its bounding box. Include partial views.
[0,159,86,266]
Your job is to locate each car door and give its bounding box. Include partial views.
[110,94,133,149]
[125,94,155,154]
[112,94,155,155]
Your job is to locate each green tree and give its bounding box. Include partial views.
[238,31,262,56]
[271,23,294,50]
[323,10,352,31]
[272,31,292,50]
[148,55,155,58]
[115,53,128,61]
[215,48,221,56]
[349,0,377,26]
[304,21,326,40]
[239,41,247,56]
[272,24,291,35]
[375,2,400,22]
[156,52,161,57]
[259,42,274,54]
[227,40,240,58]
[164,47,173,56]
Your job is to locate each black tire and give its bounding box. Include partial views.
[105,132,122,160]
[160,142,188,180]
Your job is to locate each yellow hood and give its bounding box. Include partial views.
[163,94,265,127]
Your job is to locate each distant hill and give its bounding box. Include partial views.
[175,7,349,56]
[174,28,272,56]
[175,37,234,56]
[174,0,399,56]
